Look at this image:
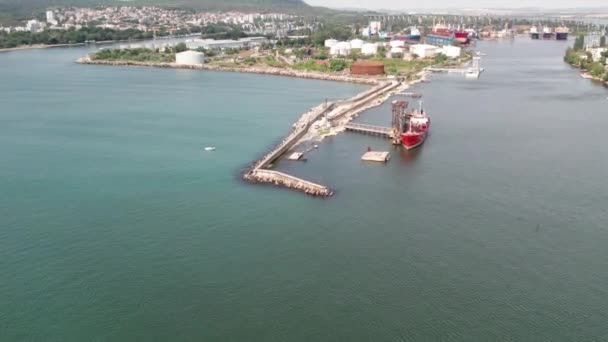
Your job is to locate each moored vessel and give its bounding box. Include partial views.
[401,102,430,150]
[530,26,540,39]
[542,26,554,39]
[426,23,454,46]
[555,26,569,40]
[454,28,469,44]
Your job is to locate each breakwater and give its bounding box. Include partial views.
[76,57,380,85]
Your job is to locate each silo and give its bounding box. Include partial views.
[175,50,205,65]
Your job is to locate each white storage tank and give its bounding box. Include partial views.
[175,50,205,65]
[324,39,338,48]
[442,45,462,58]
[361,43,378,56]
[409,44,440,58]
[330,41,352,56]
[390,47,405,54]
[389,40,405,48]
[350,38,364,49]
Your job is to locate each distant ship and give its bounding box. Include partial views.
[454,28,470,44]
[426,24,454,45]
[542,26,554,39]
[401,102,430,150]
[392,27,421,42]
[555,26,569,40]
[530,26,540,39]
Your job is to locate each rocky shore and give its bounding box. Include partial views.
[76,56,381,85]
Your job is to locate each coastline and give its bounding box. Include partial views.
[0,43,86,52]
[76,56,381,85]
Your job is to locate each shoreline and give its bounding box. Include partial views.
[76,56,382,85]
[0,43,86,52]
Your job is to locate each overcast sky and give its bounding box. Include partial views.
[303,0,607,9]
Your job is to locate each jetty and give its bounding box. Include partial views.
[345,123,393,138]
[243,81,402,197]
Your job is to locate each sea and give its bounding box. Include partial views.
[1,38,608,341]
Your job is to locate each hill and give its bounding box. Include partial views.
[0,0,312,22]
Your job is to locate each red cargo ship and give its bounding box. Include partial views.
[401,102,430,150]
[454,29,469,44]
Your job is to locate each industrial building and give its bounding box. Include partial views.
[175,50,205,65]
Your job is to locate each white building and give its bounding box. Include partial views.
[324,39,338,48]
[330,41,352,56]
[361,43,378,56]
[26,19,42,33]
[176,50,205,65]
[46,10,57,25]
[410,44,440,58]
[369,21,382,35]
[441,45,462,59]
[350,39,364,49]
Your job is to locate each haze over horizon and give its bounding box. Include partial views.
[303,0,608,10]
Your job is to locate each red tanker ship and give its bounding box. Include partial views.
[401,102,430,150]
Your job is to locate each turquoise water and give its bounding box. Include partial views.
[2,39,608,341]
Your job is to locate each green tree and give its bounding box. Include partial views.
[175,42,188,53]
[573,34,585,51]
[329,59,349,72]
[600,35,606,48]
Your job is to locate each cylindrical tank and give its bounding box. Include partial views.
[390,40,405,48]
[361,43,378,56]
[175,50,205,65]
[350,39,364,49]
[324,39,338,48]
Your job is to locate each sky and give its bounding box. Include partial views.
[303,0,608,9]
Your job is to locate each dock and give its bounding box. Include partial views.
[344,122,393,138]
[361,151,390,162]
[243,81,401,197]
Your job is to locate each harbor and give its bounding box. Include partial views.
[243,80,403,197]
[3,34,608,342]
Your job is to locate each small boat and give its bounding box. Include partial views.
[204,146,216,151]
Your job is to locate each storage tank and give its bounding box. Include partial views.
[389,40,405,48]
[361,43,378,56]
[175,50,205,65]
[390,47,405,55]
[350,39,364,49]
[350,61,385,75]
[324,39,338,48]
[330,41,351,56]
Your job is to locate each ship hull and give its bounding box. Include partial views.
[454,32,469,44]
[556,32,568,40]
[426,35,454,45]
[530,33,540,39]
[401,132,427,150]
[542,33,554,40]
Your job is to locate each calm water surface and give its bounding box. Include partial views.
[1,39,608,341]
